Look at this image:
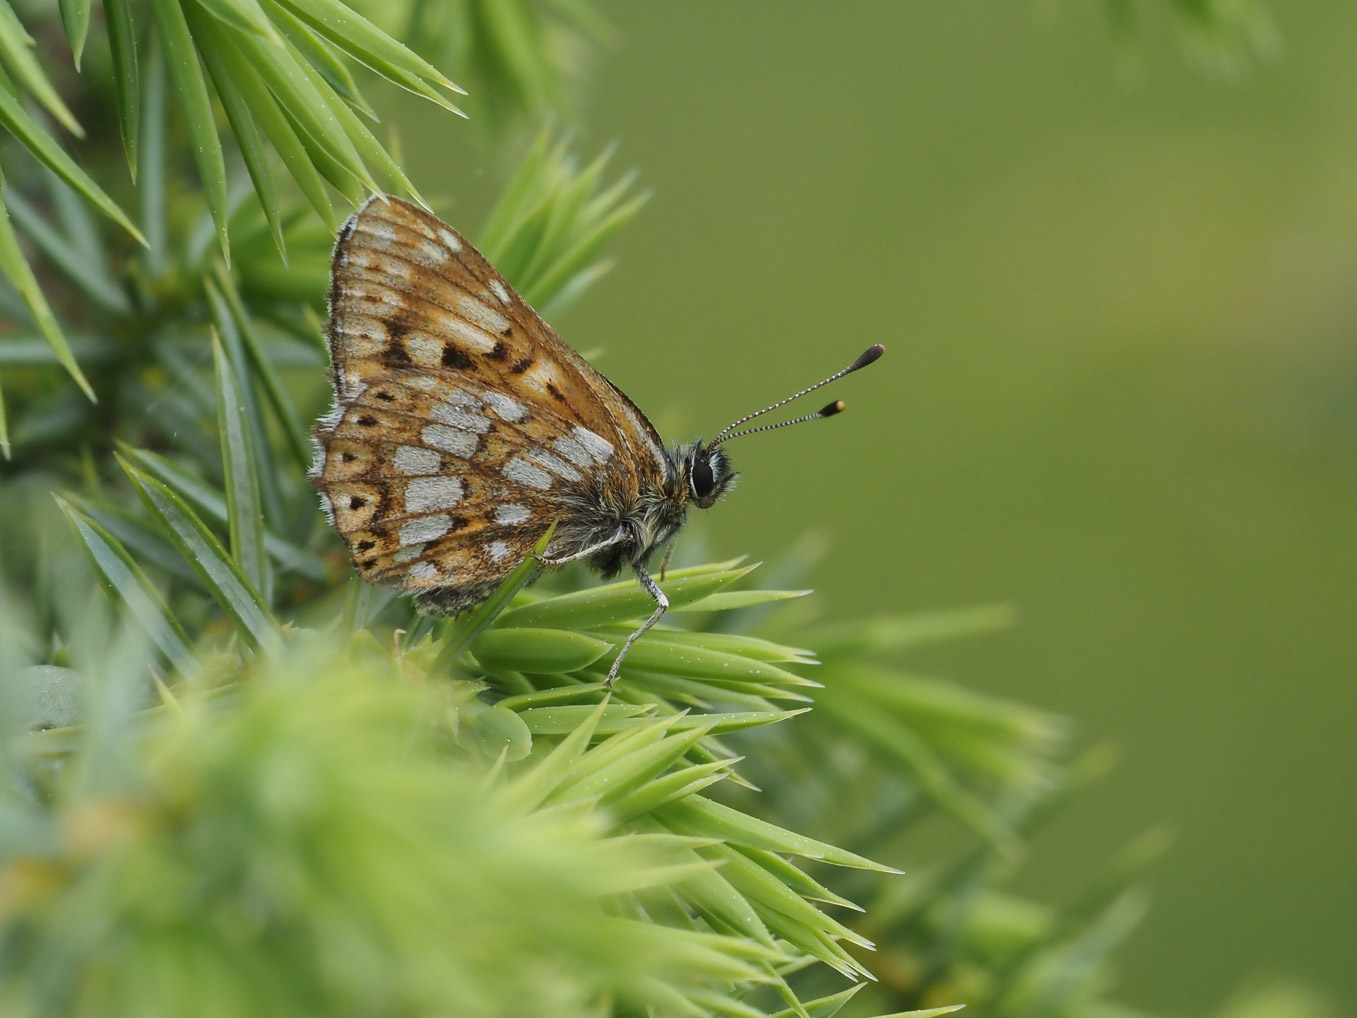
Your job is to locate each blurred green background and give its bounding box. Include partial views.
[399,3,1356,1015]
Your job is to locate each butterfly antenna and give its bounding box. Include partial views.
[710,344,884,447]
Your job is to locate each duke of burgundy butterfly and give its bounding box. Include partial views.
[313,195,883,685]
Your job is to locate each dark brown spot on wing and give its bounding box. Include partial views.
[349,496,366,510]
[510,358,532,374]
[546,382,568,405]
[441,344,473,370]
[356,539,375,552]
[487,341,509,361]
[356,415,377,427]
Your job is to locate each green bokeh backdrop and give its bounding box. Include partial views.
[399,4,1356,1013]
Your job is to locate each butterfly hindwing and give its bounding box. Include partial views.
[317,364,627,590]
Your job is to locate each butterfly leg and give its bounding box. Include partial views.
[535,530,627,568]
[605,564,668,687]
[658,542,675,582]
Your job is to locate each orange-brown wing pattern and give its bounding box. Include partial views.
[316,372,620,605]
[314,195,663,611]
[327,196,669,480]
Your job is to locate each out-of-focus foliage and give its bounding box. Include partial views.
[0,2,1300,1017]
[2,635,837,1018]
[1106,0,1280,78]
[0,0,465,433]
[382,0,618,127]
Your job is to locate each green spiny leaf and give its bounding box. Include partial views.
[657,795,899,873]
[433,522,557,672]
[104,0,139,176]
[0,178,95,401]
[212,9,377,196]
[197,42,286,259]
[768,984,865,1018]
[210,264,313,466]
[150,0,230,261]
[548,715,710,805]
[498,564,756,631]
[266,0,467,111]
[120,454,281,651]
[269,3,372,116]
[471,627,612,673]
[276,27,420,201]
[117,445,328,582]
[4,187,129,315]
[0,92,143,246]
[194,0,277,37]
[608,759,730,822]
[0,0,83,134]
[57,0,91,68]
[673,587,813,614]
[55,496,196,675]
[190,9,333,222]
[212,332,269,601]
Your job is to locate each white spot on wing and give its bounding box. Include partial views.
[358,220,447,267]
[404,237,448,267]
[488,541,512,562]
[493,503,531,526]
[409,561,440,582]
[340,318,388,355]
[399,515,451,545]
[429,403,491,433]
[405,333,443,366]
[456,295,511,336]
[394,445,441,474]
[421,424,478,458]
[483,391,528,422]
[552,437,592,468]
[356,220,400,245]
[437,227,462,253]
[343,282,401,312]
[393,544,425,563]
[441,389,480,407]
[443,317,497,353]
[503,457,553,490]
[521,368,560,397]
[527,448,581,481]
[489,279,511,305]
[572,426,615,464]
[405,477,463,512]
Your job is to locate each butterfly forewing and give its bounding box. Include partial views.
[314,196,669,608]
[329,199,630,442]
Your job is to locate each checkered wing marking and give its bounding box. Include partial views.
[326,195,669,480]
[316,372,624,605]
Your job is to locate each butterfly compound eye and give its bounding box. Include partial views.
[690,451,716,500]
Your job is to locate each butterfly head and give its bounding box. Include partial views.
[679,442,738,510]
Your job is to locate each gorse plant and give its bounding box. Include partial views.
[0,3,1310,1018]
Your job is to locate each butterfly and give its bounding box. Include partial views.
[312,195,882,684]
